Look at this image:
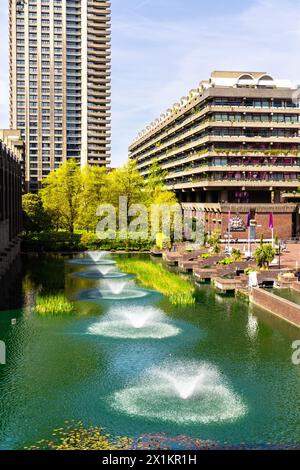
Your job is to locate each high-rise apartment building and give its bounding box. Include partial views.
[9,0,111,192]
[129,71,300,239]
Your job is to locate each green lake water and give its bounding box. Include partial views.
[0,254,300,449]
[270,287,300,306]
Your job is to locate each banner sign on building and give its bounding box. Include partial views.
[229,215,246,232]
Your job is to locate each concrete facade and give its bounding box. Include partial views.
[129,71,300,238]
[0,131,23,279]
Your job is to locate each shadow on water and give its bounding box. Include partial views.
[0,256,23,312]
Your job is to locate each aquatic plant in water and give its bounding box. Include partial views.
[34,293,75,316]
[116,259,195,305]
[25,421,136,450]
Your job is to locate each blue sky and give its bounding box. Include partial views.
[1,0,300,166]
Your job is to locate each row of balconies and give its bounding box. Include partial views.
[87,22,111,30]
[164,165,300,180]
[87,76,110,83]
[87,43,111,51]
[135,131,300,164]
[137,149,300,171]
[129,104,300,155]
[166,175,300,190]
[131,119,300,161]
[140,160,300,177]
[135,136,300,167]
[87,63,111,71]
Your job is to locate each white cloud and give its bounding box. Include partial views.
[111,0,300,165]
[1,0,300,164]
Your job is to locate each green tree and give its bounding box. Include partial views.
[41,160,82,236]
[146,160,166,195]
[145,159,177,205]
[22,193,51,233]
[78,166,108,231]
[105,160,147,215]
[144,160,178,241]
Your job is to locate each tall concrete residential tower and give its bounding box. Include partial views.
[9,0,111,192]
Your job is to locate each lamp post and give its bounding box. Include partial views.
[278,240,282,270]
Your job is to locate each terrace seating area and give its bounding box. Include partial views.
[159,242,300,296]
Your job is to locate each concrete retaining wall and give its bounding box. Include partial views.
[250,287,300,328]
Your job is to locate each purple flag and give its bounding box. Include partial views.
[269,212,274,230]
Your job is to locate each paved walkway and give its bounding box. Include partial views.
[281,244,300,269]
[222,242,300,270]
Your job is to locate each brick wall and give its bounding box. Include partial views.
[219,211,293,240]
[250,287,300,327]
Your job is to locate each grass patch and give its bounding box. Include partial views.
[117,258,195,305]
[34,293,75,316]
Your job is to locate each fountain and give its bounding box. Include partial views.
[116,305,161,329]
[78,270,159,301]
[79,286,154,301]
[87,306,181,339]
[67,258,116,267]
[112,361,247,423]
[67,250,117,266]
[72,269,134,280]
[154,368,215,400]
[100,278,134,296]
[87,251,109,262]
[95,264,116,277]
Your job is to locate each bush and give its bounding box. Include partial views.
[22,193,52,233]
[207,230,221,254]
[22,231,152,253]
[218,257,233,266]
[80,232,101,250]
[22,231,82,252]
[253,243,276,269]
[231,249,242,262]
[155,233,171,250]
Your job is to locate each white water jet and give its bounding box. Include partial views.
[87,251,109,262]
[87,306,180,339]
[114,305,163,329]
[100,279,133,296]
[112,361,247,424]
[153,363,219,399]
[95,265,115,276]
